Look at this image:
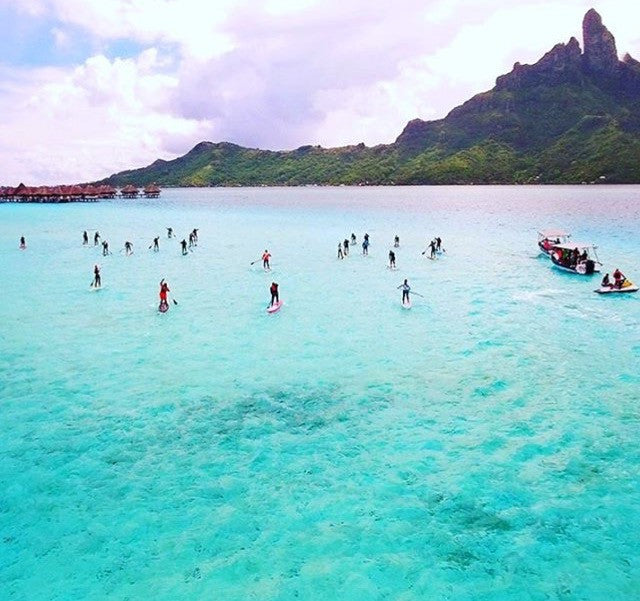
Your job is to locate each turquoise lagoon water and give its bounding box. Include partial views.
[1,186,639,600]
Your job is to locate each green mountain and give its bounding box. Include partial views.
[100,10,640,186]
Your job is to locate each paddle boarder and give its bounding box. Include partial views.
[394,235,400,248]
[338,242,344,259]
[167,227,173,239]
[19,236,26,249]
[192,228,199,244]
[362,238,369,256]
[351,233,356,245]
[102,240,110,256]
[159,279,170,311]
[262,249,271,270]
[124,241,133,256]
[92,264,101,288]
[398,279,410,305]
[181,239,188,255]
[83,230,88,245]
[389,250,396,269]
[343,238,349,256]
[269,282,279,307]
[152,236,159,252]
[94,231,100,246]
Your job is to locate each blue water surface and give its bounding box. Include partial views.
[1,186,639,600]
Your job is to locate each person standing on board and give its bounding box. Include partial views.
[159,279,170,311]
[19,236,26,250]
[351,233,356,246]
[102,240,110,256]
[398,279,411,305]
[83,231,89,245]
[269,282,279,307]
[362,238,369,256]
[192,228,199,244]
[124,241,133,256]
[436,237,442,251]
[338,242,344,259]
[343,238,349,256]
[394,235,400,248]
[262,249,271,270]
[429,239,436,259]
[152,236,160,252]
[94,231,100,246]
[92,264,101,288]
[389,250,396,269]
[181,239,188,255]
[167,227,173,239]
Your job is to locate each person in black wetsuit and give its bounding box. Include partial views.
[343,238,349,256]
[102,240,110,256]
[83,231,88,245]
[124,241,133,256]
[269,282,279,306]
[389,250,396,268]
[19,236,26,249]
[94,231,100,246]
[152,237,159,252]
[394,235,399,248]
[167,227,173,239]
[181,239,188,255]
[338,242,344,259]
[92,264,101,288]
[351,233,356,245]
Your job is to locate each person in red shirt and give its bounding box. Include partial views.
[262,250,271,270]
[159,279,170,310]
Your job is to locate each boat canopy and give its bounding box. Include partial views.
[551,242,596,250]
[538,229,570,238]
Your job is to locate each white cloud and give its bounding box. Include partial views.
[0,53,206,184]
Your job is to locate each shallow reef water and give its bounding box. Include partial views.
[1,186,639,600]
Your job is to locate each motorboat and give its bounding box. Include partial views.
[549,242,600,275]
[537,229,571,256]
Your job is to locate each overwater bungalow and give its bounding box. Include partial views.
[143,184,161,198]
[120,185,140,199]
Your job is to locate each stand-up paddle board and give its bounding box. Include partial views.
[159,302,169,313]
[402,300,412,309]
[267,300,283,313]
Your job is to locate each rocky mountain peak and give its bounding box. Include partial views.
[582,8,618,74]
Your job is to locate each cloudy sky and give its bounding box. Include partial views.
[1,0,638,184]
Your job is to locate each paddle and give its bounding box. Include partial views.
[411,292,425,298]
